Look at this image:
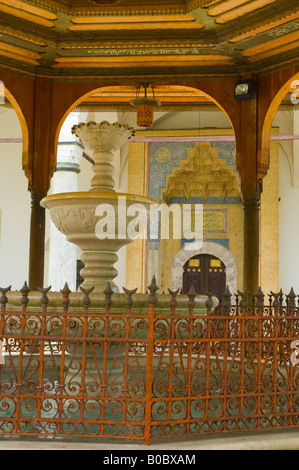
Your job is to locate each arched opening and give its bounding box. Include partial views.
[2,85,29,181]
[54,84,238,157]
[47,84,240,293]
[262,73,299,160]
[0,87,30,289]
[261,74,299,293]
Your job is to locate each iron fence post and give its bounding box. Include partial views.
[144,276,158,445]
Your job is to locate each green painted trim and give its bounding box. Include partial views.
[56,162,81,173]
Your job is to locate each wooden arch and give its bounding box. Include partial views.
[3,85,29,184]
[258,68,299,180]
[51,80,240,174]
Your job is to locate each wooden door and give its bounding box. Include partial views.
[183,254,226,297]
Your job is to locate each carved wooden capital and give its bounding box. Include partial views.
[257,149,270,180]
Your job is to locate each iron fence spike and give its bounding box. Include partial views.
[103,282,113,308]
[270,290,282,309]
[37,286,51,293]
[61,282,72,310]
[203,290,214,309]
[0,286,11,294]
[80,286,95,295]
[222,285,232,309]
[168,288,180,297]
[187,283,197,298]
[0,285,11,307]
[37,286,51,306]
[254,286,265,309]
[147,274,159,305]
[289,287,296,296]
[237,290,249,308]
[287,287,296,309]
[20,282,30,306]
[61,282,71,295]
[123,287,138,296]
[103,282,113,297]
[168,288,180,308]
[80,285,94,308]
[147,275,159,294]
[20,281,29,292]
[123,287,138,308]
[187,282,197,309]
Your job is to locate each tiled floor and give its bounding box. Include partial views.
[0,430,298,450]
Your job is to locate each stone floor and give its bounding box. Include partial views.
[0,429,299,450]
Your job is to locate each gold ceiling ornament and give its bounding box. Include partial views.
[130,83,161,128]
[87,0,121,5]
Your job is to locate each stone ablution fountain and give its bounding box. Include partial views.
[41,120,156,293]
[5,120,216,404]
[38,119,215,314]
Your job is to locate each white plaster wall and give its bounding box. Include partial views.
[278,150,299,293]
[153,110,232,130]
[44,221,50,287]
[0,108,30,290]
[273,109,299,293]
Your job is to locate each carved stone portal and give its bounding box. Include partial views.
[163,142,242,203]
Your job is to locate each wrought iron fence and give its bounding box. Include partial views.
[0,280,299,445]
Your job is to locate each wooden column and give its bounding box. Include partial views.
[29,190,47,290]
[239,93,261,297]
[28,77,53,290]
[243,197,260,296]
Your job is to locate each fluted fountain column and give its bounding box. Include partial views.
[72,121,133,192]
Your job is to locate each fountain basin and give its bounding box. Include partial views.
[41,191,157,292]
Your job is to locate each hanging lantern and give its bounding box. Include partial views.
[130,84,161,128]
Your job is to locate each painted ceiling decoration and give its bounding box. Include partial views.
[88,0,121,5]
[0,0,296,78]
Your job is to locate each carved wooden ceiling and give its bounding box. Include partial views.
[0,0,298,79]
